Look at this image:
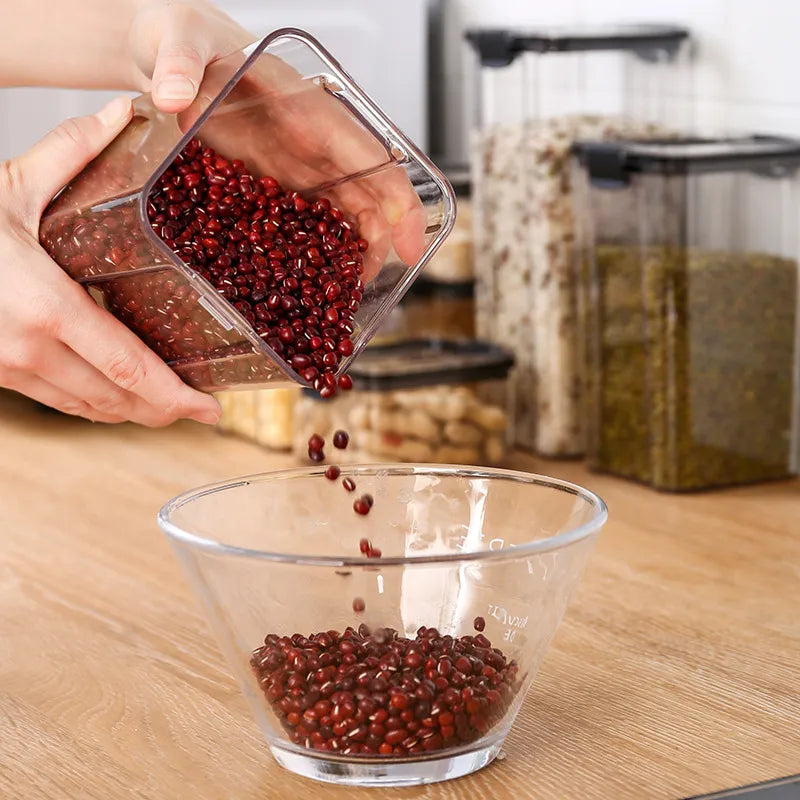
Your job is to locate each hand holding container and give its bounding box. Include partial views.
[40,29,455,393]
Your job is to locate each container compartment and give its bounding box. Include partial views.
[576,136,800,490]
[40,29,455,393]
[466,24,690,456]
[292,339,514,465]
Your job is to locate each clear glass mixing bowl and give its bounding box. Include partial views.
[158,465,607,787]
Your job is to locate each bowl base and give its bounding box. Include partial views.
[269,739,504,787]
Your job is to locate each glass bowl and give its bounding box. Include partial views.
[158,465,607,787]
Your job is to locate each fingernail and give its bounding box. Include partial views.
[188,395,221,425]
[190,408,221,425]
[97,96,132,127]
[381,198,406,225]
[155,76,196,102]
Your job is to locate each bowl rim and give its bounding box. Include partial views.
[157,464,608,566]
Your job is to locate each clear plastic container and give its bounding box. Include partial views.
[39,29,455,393]
[371,278,475,345]
[158,465,607,786]
[575,136,800,490]
[293,340,513,465]
[216,388,298,451]
[466,25,690,457]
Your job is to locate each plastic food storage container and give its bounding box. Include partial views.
[371,277,476,345]
[158,465,607,786]
[466,24,690,456]
[216,388,298,451]
[39,28,455,393]
[575,136,800,491]
[293,340,513,465]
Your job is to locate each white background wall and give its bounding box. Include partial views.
[0,0,428,161]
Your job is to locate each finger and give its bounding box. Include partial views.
[12,97,133,219]
[334,159,427,269]
[4,371,124,424]
[151,13,212,113]
[39,340,196,428]
[375,167,429,267]
[297,87,427,266]
[52,275,221,424]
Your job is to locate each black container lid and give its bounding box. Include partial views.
[304,340,514,396]
[406,276,474,299]
[576,135,800,184]
[465,24,689,67]
[441,164,471,197]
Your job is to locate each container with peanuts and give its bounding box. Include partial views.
[292,340,514,465]
[216,388,299,451]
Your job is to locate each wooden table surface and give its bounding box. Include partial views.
[1,393,798,800]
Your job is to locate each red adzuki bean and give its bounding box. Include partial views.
[353,497,371,516]
[324,465,341,481]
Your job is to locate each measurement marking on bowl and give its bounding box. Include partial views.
[487,603,529,644]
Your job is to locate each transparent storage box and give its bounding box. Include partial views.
[292,340,514,465]
[371,277,475,345]
[216,388,298,451]
[466,24,690,456]
[575,136,800,490]
[39,28,455,393]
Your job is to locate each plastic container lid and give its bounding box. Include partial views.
[576,135,800,184]
[439,164,471,197]
[304,339,513,394]
[465,24,689,67]
[406,276,474,299]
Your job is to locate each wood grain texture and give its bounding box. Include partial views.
[1,392,798,800]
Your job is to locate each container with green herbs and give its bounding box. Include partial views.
[575,136,800,491]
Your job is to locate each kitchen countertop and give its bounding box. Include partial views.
[1,393,798,800]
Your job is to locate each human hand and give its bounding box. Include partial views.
[0,97,222,426]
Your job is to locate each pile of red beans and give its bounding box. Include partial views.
[145,138,365,396]
[250,621,518,757]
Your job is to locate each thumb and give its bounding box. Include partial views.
[151,33,211,113]
[14,96,133,218]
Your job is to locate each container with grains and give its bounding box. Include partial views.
[575,136,800,490]
[466,25,691,456]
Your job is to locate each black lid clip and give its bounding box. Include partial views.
[578,143,630,187]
